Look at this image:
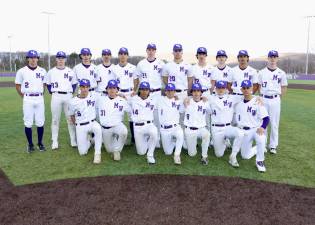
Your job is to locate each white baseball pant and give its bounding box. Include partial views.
[51,93,76,145]
[102,123,128,153]
[151,90,161,147]
[75,120,102,156]
[240,127,266,161]
[23,95,45,127]
[184,127,210,158]
[134,123,158,157]
[160,124,183,156]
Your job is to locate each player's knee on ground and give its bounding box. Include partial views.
[214,148,225,158]
[78,146,89,155]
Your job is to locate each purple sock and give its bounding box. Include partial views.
[25,127,33,146]
[37,126,44,145]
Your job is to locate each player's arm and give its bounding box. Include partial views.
[162,64,169,85]
[210,80,216,93]
[133,78,139,93]
[281,72,288,97]
[15,70,24,98]
[281,86,287,97]
[252,83,259,94]
[227,82,233,94]
[15,84,23,98]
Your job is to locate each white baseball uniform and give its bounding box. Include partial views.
[183,99,211,158]
[129,95,158,158]
[96,63,116,93]
[69,93,102,156]
[96,95,129,153]
[208,94,244,157]
[156,96,184,156]
[15,66,47,127]
[231,66,258,95]
[258,67,287,149]
[112,63,136,98]
[46,66,77,146]
[191,63,214,98]
[235,96,269,162]
[212,65,233,83]
[73,63,99,90]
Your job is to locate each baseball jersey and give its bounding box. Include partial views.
[96,64,116,92]
[162,61,193,90]
[129,95,155,123]
[73,63,99,89]
[184,99,210,128]
[258,67,288,95]
[235,96,269,128]
[69,93,96,123]
[156,96,181,126]
[46,67,77,93]
[191,63,214,90]
[208,95,239,124]
[135,58,165,89]
[231,66,258,94]
[15,66,47,94]
[112,63,136,90]
[96,96,129,126]
[212,65,233,82]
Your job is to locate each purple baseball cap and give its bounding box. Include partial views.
[102,49,112,55]
[238,50,249,57]
[173,44,183,51]
[216,50,227,57]
[147,43,157,50]
[197,47,207,55]
[268,50,279,57]
[80,48,91,55]
[215,80,227,88]
[118,47,129,55]
[56,51,67,58]
[26,50,40,58]
[241,80,252,88]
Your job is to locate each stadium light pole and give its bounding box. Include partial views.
[305,16,315,75]
[42,11,55,70]
[8,35,13,72]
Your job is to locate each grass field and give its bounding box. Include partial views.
[288,79,315,85]
[0,77,15,82]
[0,88,314,187]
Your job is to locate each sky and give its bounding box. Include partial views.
[0,0,315,58]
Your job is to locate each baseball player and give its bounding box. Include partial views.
[183,83,211,165]
[96,49,115,95]
[112,47,137,143]
[235,80,269,172]
[15,50,47,153]
[211,50,233,93]
[69,79,102,164]
[96,80,129,161]
[258,50,288,154]
[129,82,158,164]
[134,43,165,147]
[73,48,99,93]
[156,83,183,165]
[209,80,244,167]
[46,51,77,150]
[230,50,259,96]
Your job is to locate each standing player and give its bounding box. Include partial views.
[46,51,77,149]
[96,49,115,95]
[258,50,287,154]
[156,83,183,165]
[73,48,99,93]
[134,43,165,147]
[15,50,47,152]
[112,47,137,143]
[230,50,259,96]
[96,80,129,161]
[130,82,158,164]
[235,80,269,172]
[69,79,102,164]
[183,83,211,165]
[211,50,233,93]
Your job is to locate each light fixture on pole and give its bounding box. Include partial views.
[305,16,315,75]
[41,11,55,70]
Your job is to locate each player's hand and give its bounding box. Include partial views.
[118,93,127,99]
[255,97,264,106]
[130,91,137,97]
[256,127,265,136]
[19,93,24,98]
[201,96,208,102]
[174,95,179,101]
[183,97,190,107]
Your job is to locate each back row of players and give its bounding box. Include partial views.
[15,44,288,172]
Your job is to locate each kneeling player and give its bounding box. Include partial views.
[183,83,211,165]
[130,82,158,164]
[156,83,183,165]
[96,80,129,161]
[235,80,269,172]
[69,79,102,164]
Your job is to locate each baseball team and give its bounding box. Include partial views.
[14,44,288,172]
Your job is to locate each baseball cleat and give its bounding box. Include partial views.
[256,161,266,172]
[93,154,101,164]
[70,141,77,148]
[27,144,35,153]
[228,155,239,168]
[113,151,121,161]
[38,144,46,152]
[147,156,156,164]
[201,157,209,165]
[51,142,58,150]
[174,155,181,165]
[270,148,277,154]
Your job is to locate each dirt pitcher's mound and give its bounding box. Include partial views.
[0,171,314,225]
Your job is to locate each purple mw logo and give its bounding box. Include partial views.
[198,106,203,112]
[36,73,41,78]
[87,100,95,106]
[64,73,68,78]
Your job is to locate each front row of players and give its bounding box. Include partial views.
[69,78,269,172]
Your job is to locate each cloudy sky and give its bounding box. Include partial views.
[0,0,314,58]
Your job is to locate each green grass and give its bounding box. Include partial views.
[0,77,15,82]
[288,79,315,85]
[0,88,315,187]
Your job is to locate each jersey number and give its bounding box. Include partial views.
[51,82,59,88]
[169,76,175,82]
[25,82,29,88]
[186,114,190,120]
[77,111,81,117]
[262,82,267,88]
[100,110,105,116]
[133,109,138,115]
